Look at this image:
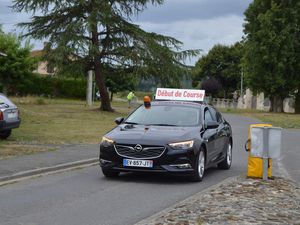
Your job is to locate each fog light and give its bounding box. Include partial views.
[170,163,192,169]
[100,159,112,165]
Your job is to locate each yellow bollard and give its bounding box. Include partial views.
[245,124,273,179]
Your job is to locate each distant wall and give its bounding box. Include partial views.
[212,88,295,113]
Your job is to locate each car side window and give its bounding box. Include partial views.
[208,107,217,122]
[209,107,223,123]
[204,109,214,123]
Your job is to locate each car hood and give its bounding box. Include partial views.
[106,124,200,145]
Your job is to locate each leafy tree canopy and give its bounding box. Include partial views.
[104,65,137,101]
[243,0,300,112]
[13,0,199,111]
[192,42,243,98]
[201,77,222,97]
[0,27,36,94]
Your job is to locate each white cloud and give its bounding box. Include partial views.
[0,0,248,65]
[138,15,245,64]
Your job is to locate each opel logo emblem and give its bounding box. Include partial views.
[134,144,143,152]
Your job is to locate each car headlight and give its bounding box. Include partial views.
[169,140,194,150]
[101,136,114,147]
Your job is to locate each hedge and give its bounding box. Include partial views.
[9,74,87,99]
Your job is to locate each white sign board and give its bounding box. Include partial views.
[250,126,282,159]
[155,88,205,101]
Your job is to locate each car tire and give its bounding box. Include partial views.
[0,129,12,139]
[191,148,205,182]
[102,168,120,178]
[217,141,232,170]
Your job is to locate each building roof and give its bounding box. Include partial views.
[30,50,45,58]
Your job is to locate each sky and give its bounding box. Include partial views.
[0,0,252,65]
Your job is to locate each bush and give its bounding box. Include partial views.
[36,97,46,105]
[10,74,87,99]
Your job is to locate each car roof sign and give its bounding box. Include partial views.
[155,88,205,102]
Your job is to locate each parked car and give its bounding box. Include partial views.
[0,93,21,139]
[99,98,233,182]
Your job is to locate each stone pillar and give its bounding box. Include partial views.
[237,97,244,109]
[283,98,295,113]
[256,93,265,110]
[245,88,253,109]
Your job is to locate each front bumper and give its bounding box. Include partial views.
[99,144,196,175]
[0,119,21,131]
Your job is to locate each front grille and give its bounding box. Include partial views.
[114,144,166,159]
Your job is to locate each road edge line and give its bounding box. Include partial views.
[0,158,99,184]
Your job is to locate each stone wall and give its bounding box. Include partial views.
[212,88,295,113]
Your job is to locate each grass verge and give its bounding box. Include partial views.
[0,97,133,158]
[219,108,300,129]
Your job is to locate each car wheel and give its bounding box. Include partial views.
[102,168,120,178]
[218,141,232,170]
[191,148,205,182]
[0,129,12,139]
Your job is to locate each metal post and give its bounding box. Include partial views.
[262,127,269,180]
[86,70,93,107]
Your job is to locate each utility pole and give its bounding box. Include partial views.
[86,70,93,107]
[241,71,244,97]
[86,28,93,107]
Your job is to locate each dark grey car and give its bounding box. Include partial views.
[100,101,233,181]
[0,93,21,139]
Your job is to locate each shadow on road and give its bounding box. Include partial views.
[98,167,222,185]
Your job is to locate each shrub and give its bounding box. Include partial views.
[36,97,46,105]
[10,74,87,99]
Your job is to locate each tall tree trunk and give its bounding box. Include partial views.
[295,88,300,114]
[90,14,113,112]
[270,96,283,113]
[94,62,113,111]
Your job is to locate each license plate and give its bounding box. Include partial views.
[123,159,153,168]
[7,112,17,119]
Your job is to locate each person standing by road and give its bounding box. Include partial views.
[127,91,135,108]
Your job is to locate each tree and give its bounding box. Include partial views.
[201,77,222,97]
[0,28,36,95]
[192,43,243,98]
[104,66,137,101]
[243,0,300,113]
[13,0,199,111]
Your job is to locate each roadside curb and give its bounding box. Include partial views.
[0,158,99,184]
[134,175,240,225]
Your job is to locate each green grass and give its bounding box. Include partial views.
[116,91,154,100]
[0,97,132,159]
[2,96,299,159]
[219,108,300,129]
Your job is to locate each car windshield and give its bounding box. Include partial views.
[0,94,15,107]
[125,104,201,127]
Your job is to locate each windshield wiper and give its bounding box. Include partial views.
[124,121,139,125]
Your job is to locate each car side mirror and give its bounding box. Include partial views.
[205,121,219,129]
[115,117,124,125]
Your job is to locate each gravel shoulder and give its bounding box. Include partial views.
[135,176,300,225]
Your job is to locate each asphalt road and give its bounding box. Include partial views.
[0,114,298,225]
